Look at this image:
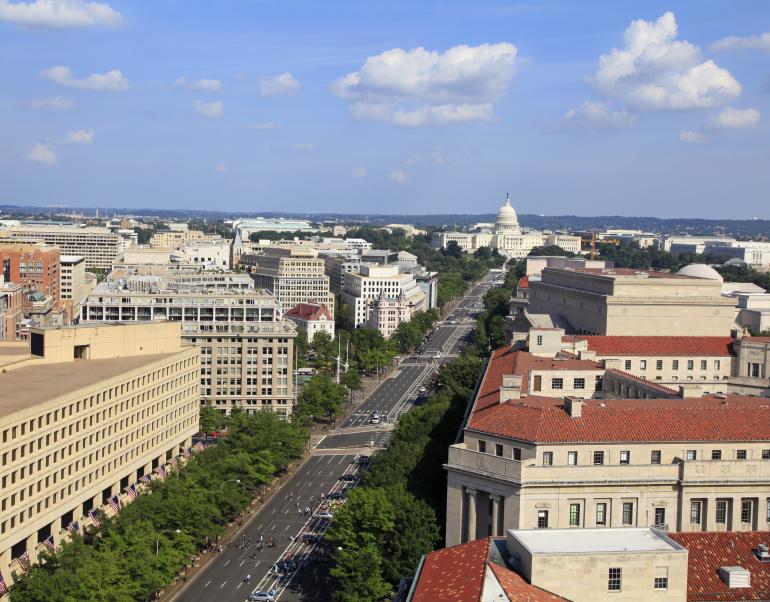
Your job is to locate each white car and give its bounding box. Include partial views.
[316,511,334,520]
[249,591,277,602]
[369,413,381,424]
[433,353,441,360]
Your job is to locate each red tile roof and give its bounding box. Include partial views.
[518,276,529,289]
[285,302,332,322]
[668,531,770,601]
[469,394,770,444]
[473,347,602,413]
[605,368,680,396]
[411,537,569,602]
[563,335,735,357]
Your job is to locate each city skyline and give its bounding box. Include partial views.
[2,0,769,217]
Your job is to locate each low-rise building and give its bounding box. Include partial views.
[367,292,412,339]
[0,278,23,340]
[285,303,334,340]
[0,244,61,311]
[173,239,231,270]
[0,322,199,584]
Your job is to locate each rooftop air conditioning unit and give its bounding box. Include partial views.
[719,566,750,589]
[755,544,770,562]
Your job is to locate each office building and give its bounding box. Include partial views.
[367,292,412,339]
[0,279,23,341]
[241,246,335,318]
[323,254,361,295]
[149,229,212,249]
[173,239,231,270]
[80,268,296,416]
[0,225,122,270]
[234,217,316,237]
[0,322,199,583]
[0,244,61,311]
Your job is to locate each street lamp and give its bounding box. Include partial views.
[219,478,241,490]
[156,529,181,557]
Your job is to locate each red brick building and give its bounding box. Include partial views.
[0,244,61,310]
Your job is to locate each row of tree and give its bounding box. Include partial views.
[325,353,485,602]
[9,411,308,602]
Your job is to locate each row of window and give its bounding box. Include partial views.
[690,498,770,525]
[624,359,722,371]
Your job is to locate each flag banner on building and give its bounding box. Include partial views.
[0,570,8,595]
[140,474,152,484]
[170,456,179,468]
[108,496,121,515]
[18,551,31,573]
[67,521,80,535]
[124,484,139,500]
[43,536,55,551]
[154,465,167,479]
[193,441,206,452]
[88,509,102,528]
[182,447,192,458]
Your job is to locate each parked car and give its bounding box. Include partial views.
[316,511,334,520]
[369,413,381,424]
[302,534,321,544]
[357,455,371,466]
[338,474,357,482]
[249,590,277,601]
[327,491,346,500]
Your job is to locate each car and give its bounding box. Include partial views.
[418,386,427,394]
[338,474,357,481]
[302,534,321,544]
[327,491,346,500]
[433,353,441,360]
[357,455,371,465]
[369,413,381,424]
[248,591,277,601]
[316,511,334,519]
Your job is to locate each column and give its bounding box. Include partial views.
[26,533,37,565]
[1,547,12,584]
[491,496,501,536]
[465,489,477,542]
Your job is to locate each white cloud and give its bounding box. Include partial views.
[389,169,407,183]
[26,143,57,163]
[248,122,281,131]
[589,12,740,111]
[259,72,300,97]
[0,0,124,29]
[214,163,228,172]
[331,42,517,126]
[293,143,315,152]
[405,147,450,166]
[62,128,93,143]
[350,166,367,179]
[175,76,222,92]
[41,65,128,91]
[679,130,706,144]
[192,100,223,118]
[559,101,637,130]
[711,32,770,53]
[710,106,760,129]
[31,96,75,110]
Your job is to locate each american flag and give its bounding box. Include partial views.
[140,474,152,484]
[108,496,121,514]
[67,521,80,535]
[0,570,8,595]
[124,484,138,501]
[18,551,31,573]
[88,509,101,528]
[182,447,192,458]
[154,465,167,479]
[170,456,179,468]
[193,441,206,452]
[43,536,55,551]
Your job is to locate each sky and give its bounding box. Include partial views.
[1,0,769,218]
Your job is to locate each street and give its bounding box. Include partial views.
[174,272,499,602]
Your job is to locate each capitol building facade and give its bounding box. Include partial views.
[431,195,581,259]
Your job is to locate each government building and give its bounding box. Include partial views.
[0,322,199,583]
[431,194,581,259]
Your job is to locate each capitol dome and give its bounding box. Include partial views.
[676,263,724,282]
[495,193,520,233]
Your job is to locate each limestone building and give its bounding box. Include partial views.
[0,225,121,270]
[0,323,199,583]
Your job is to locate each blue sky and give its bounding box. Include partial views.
[1,0,769,217]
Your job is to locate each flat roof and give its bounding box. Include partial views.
[510,528,684,555]
[0,352,187,420]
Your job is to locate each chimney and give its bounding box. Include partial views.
[500,375,522,402]
[564,397,583,418]
[754,544,770,562]
[678,384,704,398]
[578,350,596,361]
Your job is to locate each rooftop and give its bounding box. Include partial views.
[510,528,685,555]
[285,302,332,321]
[548,267,693,279]
[668,531,770,602]
[563,335,736,356]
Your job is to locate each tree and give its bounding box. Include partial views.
[311,330,335,370]
[296,373,347,422]
[340,369,362,392]
[199,403,227,437]
[444,240,463,258]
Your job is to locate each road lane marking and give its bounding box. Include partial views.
[204,580,211,588]
[224,560,230,566]
[219,581,227,589]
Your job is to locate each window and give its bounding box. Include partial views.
[569,503,581,526]
[651,450,661,464]
[608,568,622,591]
[690,501,702,524]
[551,378,563,390]
[654,507,666,527]
[537,510,548,528]
[567,451,578,466]
[596,503,607,526]
[622,502,634,525]
[672,360,679,370]
[763,450,770,460]
[573,378,585,390]
[640,360,647,370]
[620,451,630,465]
[736,449,748,460]
[712,450,722,460]
[513,447,522,461]
[542,451,553,466]
[495,444,504,457]
[701,360,707,370]
[741,500,753,524]
[533,375,542,391]
[686,450,697,461]
[687,360,694,370]
[716,500,727,524]
[766,499,770,523]
[654,577,669,591]
[715,360,721,371]
[624,360,632,370]
[536,335,543,345]
[749,362,762,378]
[656,360,663,370]
[593,451,604,465]
[477,440,486,453]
